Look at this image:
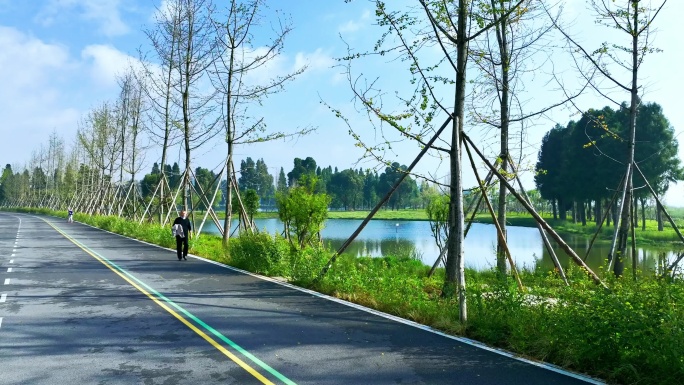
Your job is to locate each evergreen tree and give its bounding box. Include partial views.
[193,167,220,210]
[328,169,363,210]
[255,158,275,204]
[0,164,12,202]
[362,170,378,210]
[287,157,317,186]
[277,167,287,193]
[238,157,258,191]
[377,163,416,210]
[535,124,570,219]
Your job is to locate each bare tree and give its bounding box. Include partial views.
[77,102,120,214]
[117,69,148,218]
[173,0,221,212]
[208,0,309,245]
[328,0,526,322]
[549,0,668,277]
[142,0,183,223]
[468,0,582,277]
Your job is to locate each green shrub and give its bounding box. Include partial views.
[190,234,228,263]
[288,246,329,286]
[228,232,289,276]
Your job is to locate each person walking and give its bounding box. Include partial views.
[67,208,74,223]
[172,210,192,261]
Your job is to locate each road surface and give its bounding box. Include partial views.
[0,213,602,384]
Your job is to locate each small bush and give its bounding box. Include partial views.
[229,232,289,276]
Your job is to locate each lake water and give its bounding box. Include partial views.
[197,218,681,273]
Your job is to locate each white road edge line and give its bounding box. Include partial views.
[6,268,12,273]
[9,260,13,264]
[0,294,6,303]
[3,279,9,285]
[40,214,604,385]
[0,317,3,329]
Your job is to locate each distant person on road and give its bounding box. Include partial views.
[67,208,74,223]
[172,210,192,261]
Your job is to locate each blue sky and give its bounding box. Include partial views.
[1,0,683,206]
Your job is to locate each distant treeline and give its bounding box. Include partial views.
[534,101,681,227]
[139,156,439,212]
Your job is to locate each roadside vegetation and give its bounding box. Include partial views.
[8,206,684,385]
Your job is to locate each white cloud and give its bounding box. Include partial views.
[81,44,142,87]
[36,0,130,37]
[149,0,177,23]
[0,27,142,168]
[338,19,362,34]
[294,49,335,73]
[0,26,71,90]
[0,27,83,165]
[338,9,371,34]
[237,47,334,88]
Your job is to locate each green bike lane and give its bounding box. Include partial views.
[0,213,603,384]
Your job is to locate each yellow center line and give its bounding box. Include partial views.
[43,219,282,385]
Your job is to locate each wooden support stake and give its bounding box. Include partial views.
[507,155,568,285]
[630,163,684,272]
[464,139,524,290]
[463,133,607,288]
[607,164,632,272]
[317,116,453,280]
[427,173,493,278]
[583,173,625,262]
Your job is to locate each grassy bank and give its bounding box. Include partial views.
[9,207,684,384]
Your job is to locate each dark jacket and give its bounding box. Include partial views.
[173,216,192,237]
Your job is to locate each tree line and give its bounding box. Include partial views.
[535,101,681,229]
[133,155,437,213]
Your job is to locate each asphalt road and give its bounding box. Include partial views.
[0,213,603,384]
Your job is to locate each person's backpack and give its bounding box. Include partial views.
[172,223,185,238]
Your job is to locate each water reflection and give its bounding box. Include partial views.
[199,218,681,273]
[323,238,419,260]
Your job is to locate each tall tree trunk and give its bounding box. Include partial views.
[493,0,510,279]
[633,194,638,233]
[160,36,176,222]
[657,204,664,231]
[223,152,233,247]
[640,197,645,231]
[580,200,586,226]
[559,198,566,220]
[222,39,237,247]
[586,200,592,222]
[595,199,601,227]
[444,0,467,324]
[181,10,193,212]
[552,198,557,220]
[613,6,641,278]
